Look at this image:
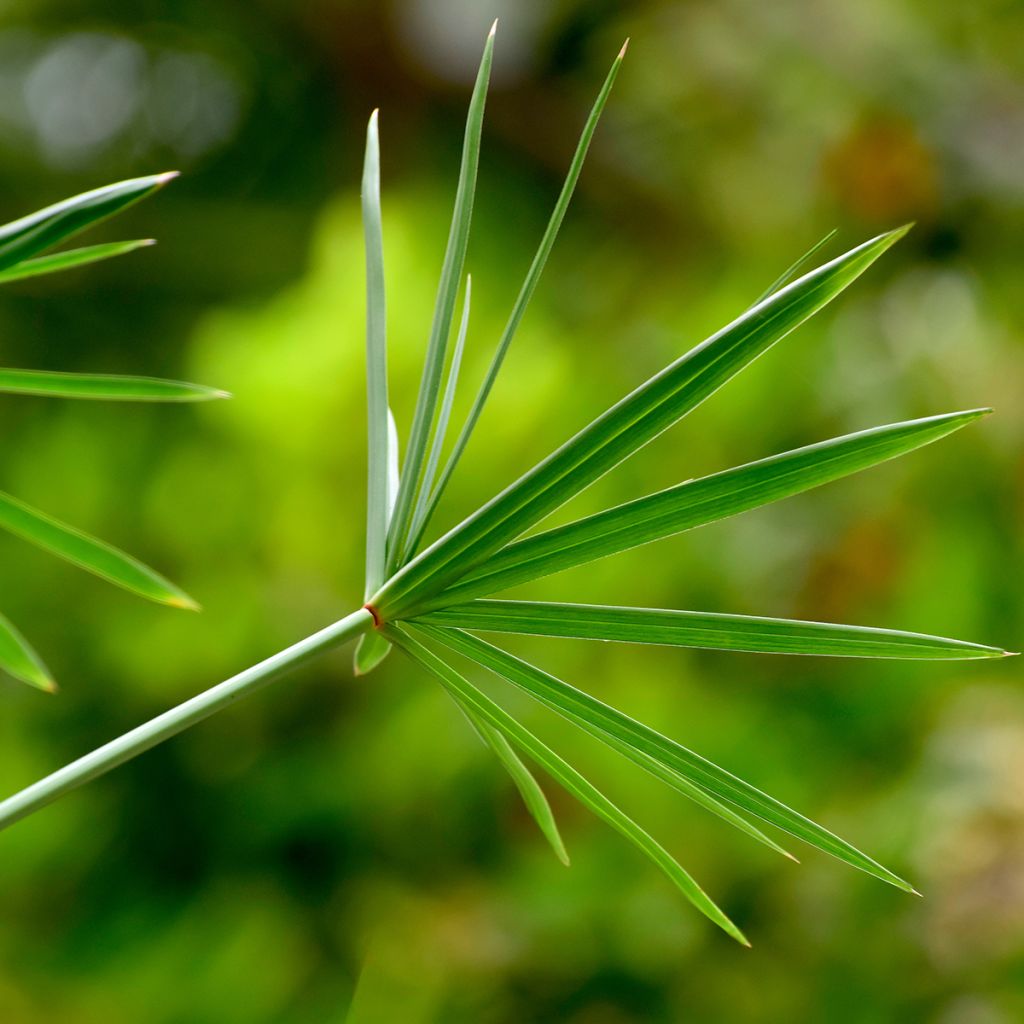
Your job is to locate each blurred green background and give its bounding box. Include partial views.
[0,1,1021,1021]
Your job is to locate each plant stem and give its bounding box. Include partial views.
[0,607,374,833]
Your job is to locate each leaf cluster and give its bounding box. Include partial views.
[353,26,1007,941]
[0,173,227,692]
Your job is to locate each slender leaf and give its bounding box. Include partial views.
[406,274,472,555]
[388,624,748,944]
[0,611,54,693]
[0,490,197,610]
[751,228,837,307]
[374,226,911,619]
[0,368,228,402]
[450,689,570,865]
[420,599,1007,660]
[417,41,629,540]
[363,109,390,598]
[386,25,495,570]
[0,173,176,272]
[433,409,987,607]
[0,239,154,284]
[530,687,797,860]
[417,624,917,893]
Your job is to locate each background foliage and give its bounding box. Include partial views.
[0,1,1021,1020]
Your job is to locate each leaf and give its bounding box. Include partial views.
[405,274,472,557]
[433,409,987,607]
[374,226,911,619]
[387,624,748,944]
[362,109,390,599]
[386,407,400,524]
[419,599,1007,660]
[0,172,176,272]
[750,228,838,307]
[0,368,229,402]
[353,630,392,676]
[385,24,495,570]
[0,611,55,693]
[416,41,629,541]
[450,688,570,866]
[0,240,155,284]
[529,687,797,861]
[416,624,917,894]
[0,490,198,610]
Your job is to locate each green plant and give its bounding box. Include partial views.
[0,173,227,693]
[0,26,1010,944]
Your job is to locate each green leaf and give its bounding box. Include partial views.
[523,685,797,861]
[416,624,917,894]
[0,611,55,693]
[386,25,495,570]
[419,599,1007,660]
[0,490,198,610]
[0,172,176,272]
[387,624,748,944]
[362,109,390,599]
[353,630,391,676]
[434,409,987,606]
[417,41,629,541]
[0,368,229,402]
[0,239,155,284]
[405,274,472,556]
[450,688,570,866]
[374,226,911,619]
[751,228,838,307]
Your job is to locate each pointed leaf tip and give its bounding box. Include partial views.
[489,18,498,37]
[167,594,201,612]
[155,171,180,186]
[619,38,630,58]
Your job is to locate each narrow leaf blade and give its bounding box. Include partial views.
[386,26,495,570]
[419,41,629,535]
[451,689,570,865]
[0,490,197,610]
[418,624,917,893]
[0,173,176,272]
[751,228,838,307]
[0,612,55,693]
[0,368,229,402]
[539,686,796,860]
[388,625,748,943]
[362,110,390,598]
[419,599,1007,660]
[435,409,987,606]
[375,226,911,618]
[0,240,155,284]
[405,274,472,557]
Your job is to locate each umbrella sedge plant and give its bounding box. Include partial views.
[0,25,1011,944]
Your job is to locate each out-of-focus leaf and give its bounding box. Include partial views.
[0,173,176,272]
[0,368,228,402]
[0,611,54,693]
[0,490,197,610]
[0,239,154,284]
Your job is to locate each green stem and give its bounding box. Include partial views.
[0,607,374,833]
